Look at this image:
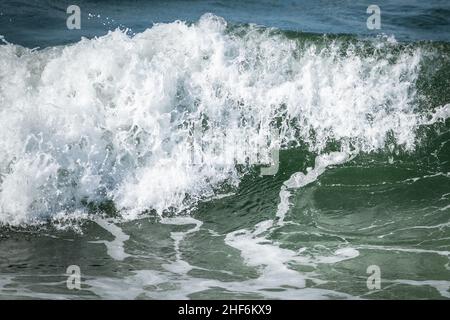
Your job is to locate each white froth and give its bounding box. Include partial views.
[0,14,442,224]
[276,151,355,224]
[90,218,130,261]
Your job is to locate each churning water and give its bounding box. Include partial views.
[0,1,449,299]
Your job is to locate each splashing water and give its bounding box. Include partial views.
[1,12,450,300]
[0,14,446,225]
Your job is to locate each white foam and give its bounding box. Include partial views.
[358,244,450,257]
[276,151,354,224]
[422,104,450,125]
[160,216,203,274]
[90,219,130,261]
[84,213,360,299]
[0,14,445,224]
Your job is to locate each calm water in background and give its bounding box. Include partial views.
[0,0,449,299]
[1,0,450,47]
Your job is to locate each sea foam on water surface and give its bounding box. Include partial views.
[0,13,445,225]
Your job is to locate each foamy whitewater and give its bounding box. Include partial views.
[0,14,448,226]
[1,9,450,300]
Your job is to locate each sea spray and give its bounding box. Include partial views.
[0,14,446,225]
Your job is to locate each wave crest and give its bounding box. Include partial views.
[0,14,446,225]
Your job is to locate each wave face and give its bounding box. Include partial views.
[0,14,448,225]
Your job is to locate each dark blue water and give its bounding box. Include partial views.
[1,0,450,48]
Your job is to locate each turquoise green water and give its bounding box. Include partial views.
[0,2,450,299]
[1,133,449,298]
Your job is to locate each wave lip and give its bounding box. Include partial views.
[0,14,447,225]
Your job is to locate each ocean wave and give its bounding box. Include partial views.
[0,13,448,225]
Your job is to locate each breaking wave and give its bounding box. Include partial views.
[0,13,448,225]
